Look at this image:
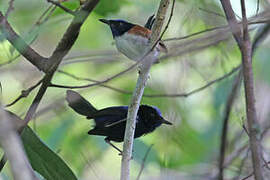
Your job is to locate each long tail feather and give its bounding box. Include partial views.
[66,90,98,117]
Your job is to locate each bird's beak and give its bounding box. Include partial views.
[99,19,110,25]
[160,116,173,125]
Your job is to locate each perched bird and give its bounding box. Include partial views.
[99,15,167,62]
[66,90,172,154]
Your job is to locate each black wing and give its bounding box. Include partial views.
[88,106,128,137]
[89,106,128,126]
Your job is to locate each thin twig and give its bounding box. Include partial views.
[218,70,242,180]
[50,61,139,89]
[56,69,132,94]
[5,0,15,18]
[164,25,227,42]
[145,66,240,98]
[256,0,260,15]
[252,23,270,55]
[0,156,7,172]
[136,144,154,180]
[164,18,270,42]
[47,0,76,16]
[240,160,270,180]
[234,148,250,180]
[198,7,225,18]
[32,4,54,27]
[52,65,239,98]
[5,78,43,107]
[0,54,20,68]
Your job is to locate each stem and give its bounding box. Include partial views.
[240,0,263,179]
[120,0,170,179]
[218,71,242,180]
[219,0,264,179]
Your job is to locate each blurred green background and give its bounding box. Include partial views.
[0,0,270,179]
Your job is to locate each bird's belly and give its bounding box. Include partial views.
[115,34,157,61]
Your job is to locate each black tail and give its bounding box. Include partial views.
[66,90,98,117]
[144,14,155,30]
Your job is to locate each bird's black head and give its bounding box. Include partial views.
[99,19,135,38]
[138,105,172,131]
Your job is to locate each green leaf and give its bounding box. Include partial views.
[21,126,77,180]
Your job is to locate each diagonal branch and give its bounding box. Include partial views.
[120,1,173,180]
[219,0,242,46]
[47,0,76,16]
[5,0,15,18]
[218,71,242,180]
[22,0,100,126]
[5,78,43,107]
[0,12,49,72]
[46,0,99,71]
[136,144,154,180]
[0,0,100,172]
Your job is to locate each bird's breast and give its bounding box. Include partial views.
[115,33,158,61]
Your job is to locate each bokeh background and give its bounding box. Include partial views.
[0,0,270,179]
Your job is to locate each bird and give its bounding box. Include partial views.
[99,15,167,62]
[66,90,172,154]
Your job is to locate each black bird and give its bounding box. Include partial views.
[66,90,172,154]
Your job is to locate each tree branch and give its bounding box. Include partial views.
[50,65,239,98]
[0,108,37,180]
[5,0,15,18]
[0,12,49,72]
[240,0,263,179]
[22,0,100,126]
[219,0,264,179]
[47,0,76,16]
[136,144,154,180]
[218,19,270,180]
[218,71,242,180]
[144,66,240,98]
[5,78,43,107]
[120,0,172,180]
[219,0,242,46]
[0,0,100,171]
